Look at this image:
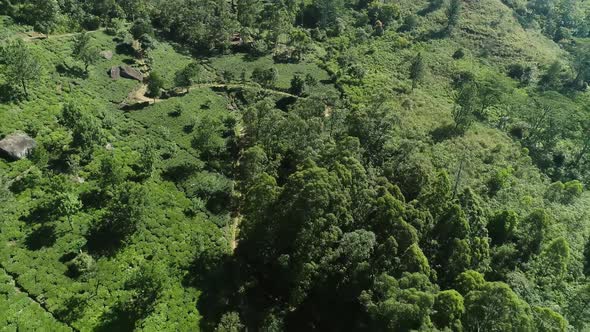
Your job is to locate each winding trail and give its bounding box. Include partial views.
[191,83,300,98]
[122,82,302,108]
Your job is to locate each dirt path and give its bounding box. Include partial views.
[122,82,302,108]
[229,214,242,251]
[191,83,301,99]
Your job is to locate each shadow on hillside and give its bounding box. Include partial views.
[94,301,137,332]
[276,96,298,111]
[418,28,448,42]
[55,294,88,324]
[184,248,236,331]
[241,53,264,62]
[115,43,136,57]
[430,124,462,143]
[20,204,53,224]
[79,188,107,210]
[56,63,87,79]
[418,1,444,16]
[25,224,57,250]
[0,84,21,103]
[85,223,125,257]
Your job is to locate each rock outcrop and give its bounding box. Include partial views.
[110,66,120,79]
[100,50,113,60]
[119,65,144,81]
[0,133,36,160]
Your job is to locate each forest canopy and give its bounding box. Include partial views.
[1,0,590,331]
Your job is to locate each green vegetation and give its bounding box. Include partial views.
[1,0,590,330]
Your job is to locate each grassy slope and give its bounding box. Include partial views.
[0,269,71,331]
[343,0,569,191]
[340,0,589,299]
[0,29,224,330]
[0,19,335,330]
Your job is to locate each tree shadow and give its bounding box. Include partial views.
[183,248,236,331]
[241,53,264,63]
[19,203,53,224]
[55,294,89,324]
[79,188,108,210]
[59,252,78,263]
[56,63,87,79]
[25,224,57,250]
[85,223,125,257]
[417,28,448,42]
[162,161,199,183]
[418,0,444,16]
[0,83,21,103]
[115,43,136,57]
[94,300,137,332]
[276,96,298,111]
[430,124,462,143]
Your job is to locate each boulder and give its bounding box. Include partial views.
[119,65,143,81]
[0,133,36,160]
[110,66,120,79]
[100,50,113,60]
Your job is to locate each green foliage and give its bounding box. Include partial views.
[432,290,464,330]
[290,73,308,96]
[545,180,584,203]
[65,252,95,279]
[130,18,154,39]
[488,210,519,245]
[29,0,60,35]
[538,237,571,280]
[251,67,279,88]
[533,306,567,332]
[1,39,41,99]
[146,71,164,98]
[539,61,563,91]
[174,62,201,90]
[314,0,344,28]
[409,52,425,90]
[368,2,400,26]
[73,34,100,74]
[1,0,590,330]
[154,0,238,52]
[215,312,244,332]
[60,101,106,158]
[455,270,485,295]
[463,282,533,331]
[361,273,435,331]
[452,82,478,132]
[446,0,461,35]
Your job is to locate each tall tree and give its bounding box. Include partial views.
[55,191,82,231]
[314,0,344,28]
[72,33,99,75]
[146,71,164,100]
[174,62,201,92]
[453,82,478,132]
[237,0,260,27]
[446,0,461,35]
[463,282,533,331]
[409,52,426,90]
[2,39,41,99]
[29,0,61,36]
